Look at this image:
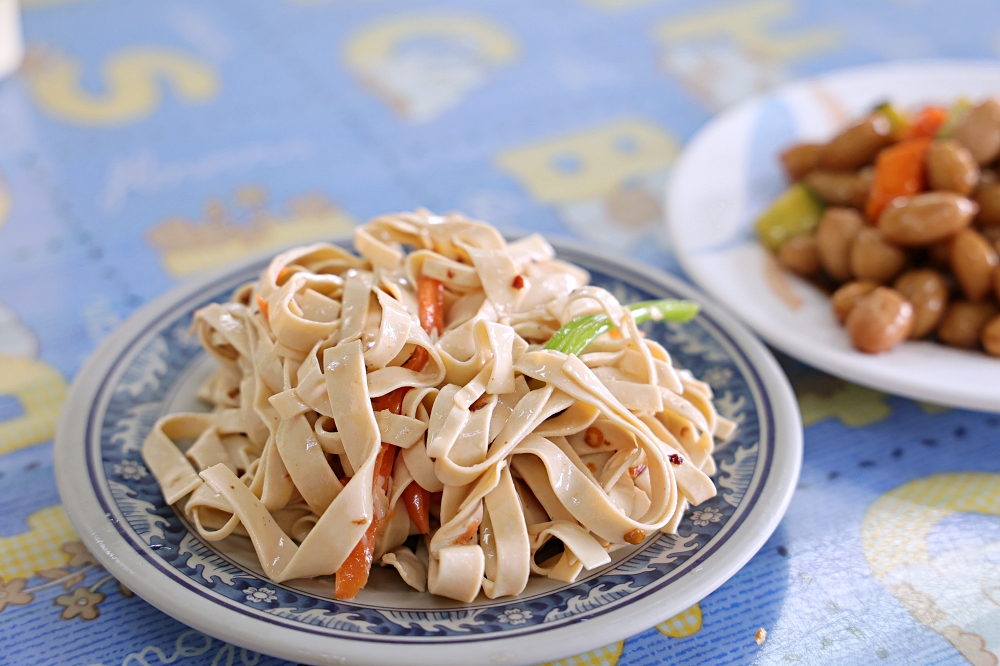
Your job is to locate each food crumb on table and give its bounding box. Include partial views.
[755,627,767,645]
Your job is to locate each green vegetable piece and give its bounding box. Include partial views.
[544,299,700,356]
[754,183,825,251]
[874,102,908,138]
[935,98,972,139]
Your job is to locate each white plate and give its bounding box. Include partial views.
[668,60,1000,414]
[54,238,801,666]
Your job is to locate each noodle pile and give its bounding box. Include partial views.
[142,210,735,602]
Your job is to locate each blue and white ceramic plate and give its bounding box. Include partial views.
[55,238,801,666]
[667,60,1000,413]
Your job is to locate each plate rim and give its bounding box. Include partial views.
[666,58,1000,414]
[55,236,802,666]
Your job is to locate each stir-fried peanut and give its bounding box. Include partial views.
[832,280,880,324]
[781,143,824,181]
[820,115,894,171]
[803,170,871,209]
[953,99,1000,165]
[926,140,980,195]
[950,228,999,301]
[845,287,914,354]
[778,234,821,277]
[816,208,864,281]
[937,300,998,348]
[850,228,907,283]
[877,192,978,246]
[980,314,1000,357]
[893,270,949,339]
[974,174,1000,227]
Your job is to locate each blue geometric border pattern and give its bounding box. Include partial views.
[86,250,772,643]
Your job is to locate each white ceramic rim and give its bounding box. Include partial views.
[667,59,1000,414]
[55,237,801,666]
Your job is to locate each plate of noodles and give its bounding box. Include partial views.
[55,211,800,666]
[668,60,1000,413]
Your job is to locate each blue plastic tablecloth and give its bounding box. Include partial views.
[1,1,999,664]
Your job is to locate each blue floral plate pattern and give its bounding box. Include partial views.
[55,239,801,666]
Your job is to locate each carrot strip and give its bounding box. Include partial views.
[403,346,429,372]
[455,519,480,545]
[335,277,444,598]
[376,443,397,487]
[417,276,445,336]
[255,293,268,320]
[902,106,948,140]
[401,481,431,534]
[334,443,397,599]
[334,517,376,599]
[371,349,425,414]
[369,278,439,414]
[371,389,406,414]
[865,136,932,222]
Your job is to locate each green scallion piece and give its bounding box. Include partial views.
[935,98,972,139]
[544,299,699,356]
[754,183,825,251]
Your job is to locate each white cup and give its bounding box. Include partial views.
[0,0,24,80]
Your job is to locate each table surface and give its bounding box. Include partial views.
[2,1,999,665]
